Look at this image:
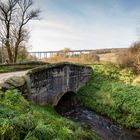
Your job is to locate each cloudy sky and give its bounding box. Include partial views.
[29,0,140,51]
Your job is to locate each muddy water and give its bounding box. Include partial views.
[55,93,140,140]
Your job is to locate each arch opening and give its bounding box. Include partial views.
[55,91,78,115]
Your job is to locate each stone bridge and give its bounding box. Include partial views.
[26,62,92,106]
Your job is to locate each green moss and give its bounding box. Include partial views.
[27,62,91,75]
[0,90,99,140]
[0,65,41,73]
[0,61,48,73]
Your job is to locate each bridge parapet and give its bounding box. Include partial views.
[26,62,92,106]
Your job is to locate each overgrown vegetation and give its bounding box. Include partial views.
[46,53,100,64]
[1,62,140,139]
[118,41,140,74]
[0,65,34,73]
[0,61,47,73]
[77,64,140,129]
[0,89,99,140]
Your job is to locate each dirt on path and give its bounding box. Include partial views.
[0,71,27,84]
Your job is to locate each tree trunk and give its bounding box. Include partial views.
[14,42,19,63]
[6,25,13,63]
[5,39,13,63]
[6,44,13,63]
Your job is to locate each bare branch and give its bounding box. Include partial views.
[0,0,40,63]
[23,9,40,25]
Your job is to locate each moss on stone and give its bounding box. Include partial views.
[27,62,91,75]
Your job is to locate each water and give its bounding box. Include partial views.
[55,93,140,140]
[61,106,140,140]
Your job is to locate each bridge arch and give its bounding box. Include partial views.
[54,91,76,106]
[55,91,76,114]
[26,62,92,106]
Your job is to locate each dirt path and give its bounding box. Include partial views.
[0,71,27,83]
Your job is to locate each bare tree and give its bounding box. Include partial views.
[13,0,40,63]
[0,0,40,63]
[0,0,18,63]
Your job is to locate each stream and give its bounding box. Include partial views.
[55,92,140,140]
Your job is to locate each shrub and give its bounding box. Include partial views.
[117,41,140,74]
[117,49,133,68]
[81,53,100,63]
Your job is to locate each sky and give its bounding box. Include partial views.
[29,0,140,51]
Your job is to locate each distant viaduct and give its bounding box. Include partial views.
[29,48,126,59]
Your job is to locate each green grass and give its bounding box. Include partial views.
[0,65,42,73]
[0,67,15,73]
[77,64,140,129]
[0,90,99,140]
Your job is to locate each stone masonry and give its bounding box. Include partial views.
[26,63,92,106]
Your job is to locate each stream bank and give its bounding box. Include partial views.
[55,92,140,140]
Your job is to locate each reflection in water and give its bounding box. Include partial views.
[56,92,140,140]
